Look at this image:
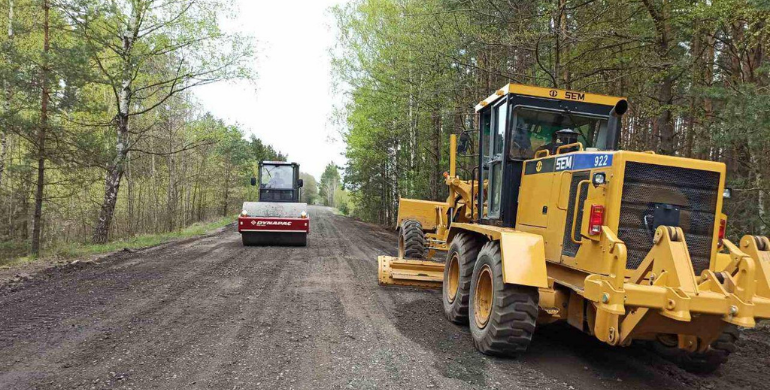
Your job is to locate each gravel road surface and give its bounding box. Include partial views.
[2,206,769,389]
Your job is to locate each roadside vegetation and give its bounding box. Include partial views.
[1,215,234,267]
[0,0,284,262]
[332,0,770,237]
[318,162,354,215]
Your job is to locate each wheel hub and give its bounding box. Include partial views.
[446,253,460,303]
[474,265,493,329]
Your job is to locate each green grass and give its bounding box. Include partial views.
[1,216,234,268]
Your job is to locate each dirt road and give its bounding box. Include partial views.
[2,206,769,389]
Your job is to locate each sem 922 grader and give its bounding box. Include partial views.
[379,84,770,372]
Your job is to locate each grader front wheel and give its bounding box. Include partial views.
[469,241,539,356]
[399,220,426,259]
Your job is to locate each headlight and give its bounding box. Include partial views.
[301,211,307,218]
[592,172,606,187]
[241,210,248,216]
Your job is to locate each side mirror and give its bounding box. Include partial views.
[250,177,257,186]
[457,131,471,155]
[297,179,304,188]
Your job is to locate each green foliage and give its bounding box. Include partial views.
[0,0,278,262]
[316,162,352,212]
[318,162,341,207]
[334,187,352,215]
[333,0,770,236]
[299,172,319,205]
[1,215,234,267]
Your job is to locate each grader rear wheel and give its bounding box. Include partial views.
[469,241,539,356]
[398,220,426,259]
[442,233,483,324]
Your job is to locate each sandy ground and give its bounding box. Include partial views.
[1,205,769,390]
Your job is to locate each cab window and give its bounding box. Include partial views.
[261,165,294,189]
[509,107,608,160]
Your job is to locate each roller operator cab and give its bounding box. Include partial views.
[379,84,770,374]
[238,161,309,246]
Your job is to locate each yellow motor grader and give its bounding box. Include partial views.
[378,83,770,372]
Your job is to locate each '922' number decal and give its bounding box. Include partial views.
[594,155,610,167]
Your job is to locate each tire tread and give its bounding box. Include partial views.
[470,242,539,356]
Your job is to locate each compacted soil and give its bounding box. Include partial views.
[2,206,769,389]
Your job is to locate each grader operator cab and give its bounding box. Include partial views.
[379,84,770,373]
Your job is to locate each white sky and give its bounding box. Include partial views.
[195,0,350,179]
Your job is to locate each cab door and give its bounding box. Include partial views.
[486,100,507,220]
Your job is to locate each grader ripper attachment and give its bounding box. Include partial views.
[378,83,770,373]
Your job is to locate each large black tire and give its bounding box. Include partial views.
[469,242,539,356]
[652,326,739,374]
[242,232,258,246]
[398,220,426,259]
[443,233,484,324]
[242,232,307,247]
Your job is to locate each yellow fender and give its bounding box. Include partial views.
[447,224,548,288]
[499,231,549,288]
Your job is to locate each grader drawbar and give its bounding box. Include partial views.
[378,83,770,373]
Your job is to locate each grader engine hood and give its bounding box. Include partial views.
[606,152,726,276]
[571,152,770,345]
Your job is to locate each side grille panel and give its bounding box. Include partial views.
[619,162,720,274]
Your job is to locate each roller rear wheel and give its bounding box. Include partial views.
[241,232,307,246]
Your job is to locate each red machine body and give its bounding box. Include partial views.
[237,217,310,234]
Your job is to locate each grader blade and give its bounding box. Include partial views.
[377,256,443,289]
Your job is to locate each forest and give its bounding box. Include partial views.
[332,0,770,239]
[0,0,289,262]
[3,0,769,263]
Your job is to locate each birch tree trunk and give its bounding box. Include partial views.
[93,6,140,243]
[93,103,131,243]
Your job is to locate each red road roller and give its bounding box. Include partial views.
[238,161,309,246]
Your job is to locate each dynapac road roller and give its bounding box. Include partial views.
[238,161,309,246]
[379,83,770,372]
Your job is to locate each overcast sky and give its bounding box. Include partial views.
[195,0,350,179]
